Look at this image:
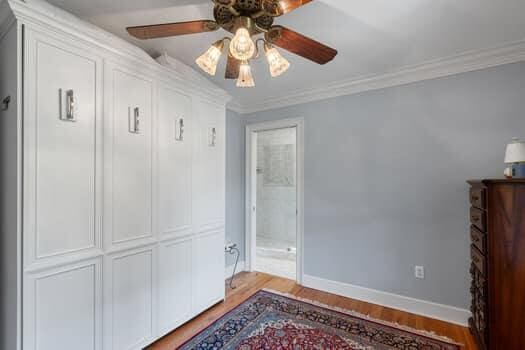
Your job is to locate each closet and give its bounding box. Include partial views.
[0,1,230,350]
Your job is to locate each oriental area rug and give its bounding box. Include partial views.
[179,289,461,350]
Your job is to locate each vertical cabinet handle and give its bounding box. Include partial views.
[208,127,216,147]
[128,107,140,134]
[175,117,184,141]
[59,89,76,122]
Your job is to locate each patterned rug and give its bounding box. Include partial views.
[179,289,461,349]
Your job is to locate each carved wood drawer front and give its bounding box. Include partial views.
[471,245,485,276]
[470,263,488,349]
[470,226,486,254]
[469,187,486,209]
[470,207,486,232]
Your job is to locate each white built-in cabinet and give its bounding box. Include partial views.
[22,27,105,350]
[106,66,154,248]
[157,85,193,239]
[0,1,229,349]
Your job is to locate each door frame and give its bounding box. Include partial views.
[245,117,304,284]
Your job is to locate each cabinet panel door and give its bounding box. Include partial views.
[192,231,225,314]
[24,30,102,264]
[23,259,102,350]
[157,87,192,238]
[110,69,153,245]
[107,248,155,350]
[158,238,192,335]
[192,100,225,233]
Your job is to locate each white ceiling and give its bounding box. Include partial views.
[47,0,525,108]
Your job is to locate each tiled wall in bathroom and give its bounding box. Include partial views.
[256,127,297,245]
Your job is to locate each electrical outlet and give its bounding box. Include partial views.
[415,266,425,279]
[225,242,237,252]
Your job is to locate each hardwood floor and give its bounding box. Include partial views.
[147,272,478,349]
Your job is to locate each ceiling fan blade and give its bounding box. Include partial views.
[127,20,219,40]
[262,0,312,16]
[225,55,241,79]
[265,26,337,64]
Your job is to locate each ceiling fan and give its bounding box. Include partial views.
[126,0,338,88]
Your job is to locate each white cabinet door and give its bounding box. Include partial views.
[106,67,153,248]
[192,231,225,314]
[23,259,102,350]
[158,238,192,335]
[157,86,192,238]
[105,247,156,350]
[23,29,102,266]
[192,100,225,233]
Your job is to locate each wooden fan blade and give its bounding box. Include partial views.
[262,0,312,16]
[225,55,241,79]
[127,20,219,40]
[265,26,337,64]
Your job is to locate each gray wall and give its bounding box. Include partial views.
[0,22,20,350]
[225,109,245,267]
[226,62,525,309]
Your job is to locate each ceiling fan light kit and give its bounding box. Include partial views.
[127,0,338,88]
[229,27,255,61]
[195,39,225,76]
[265,43,290,77]
[237,61,256,87]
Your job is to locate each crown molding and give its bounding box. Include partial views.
[231,39,525,115]
[155,52,227,97]
[6,0,231,104]
[226,100,244,114]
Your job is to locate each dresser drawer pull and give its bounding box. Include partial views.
[471,215,480,222]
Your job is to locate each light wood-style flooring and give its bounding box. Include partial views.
[148,271,477,349]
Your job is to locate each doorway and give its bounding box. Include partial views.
[245,118,304,283]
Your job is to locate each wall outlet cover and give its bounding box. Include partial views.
[415,266,425,279]
[225,242,237,251]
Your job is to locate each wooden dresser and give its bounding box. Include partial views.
[467,179,525,350]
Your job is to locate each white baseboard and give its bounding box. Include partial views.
[302,274,470,326]
[225,261,245,280]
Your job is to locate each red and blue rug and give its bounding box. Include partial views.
[179,289,461,349]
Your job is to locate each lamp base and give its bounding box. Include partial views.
[507,163,525,178]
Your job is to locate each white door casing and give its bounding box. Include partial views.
[245,118,305,284]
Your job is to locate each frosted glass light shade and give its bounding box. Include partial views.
[505,138,525,163]
[229,27,255,61]
[236,61,255,88]
[196,42,223,76]
[265,46,290,77]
